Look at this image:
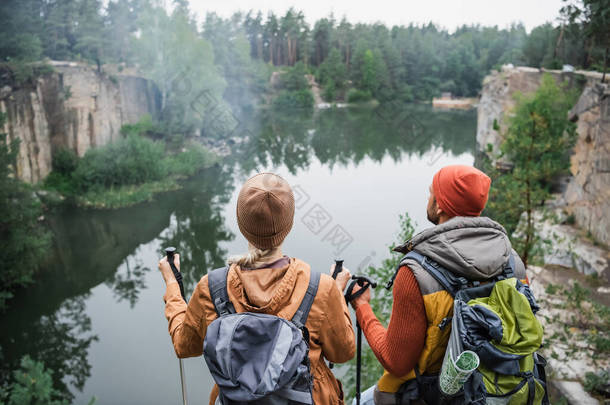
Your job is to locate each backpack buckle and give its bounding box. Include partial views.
[215,298,230,316]
[438,317,452,330]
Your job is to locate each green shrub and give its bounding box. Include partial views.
[164,142,218,177]
[2,60,53,85]
[346,88,373,103]
[272,89,314,109]
[278,62,310,91]
[584,370,610,395]
[72,134,166,190]
[43,172,75,196]
[0,356,69,405]
[120,115,157,136]
[272,63,313,108]
[44,133,217,209]
[0,356,96,405]
[322,78,336,102]
[51,148,79,176]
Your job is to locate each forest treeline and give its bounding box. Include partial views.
[1,0,608,107]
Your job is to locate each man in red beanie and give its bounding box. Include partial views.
[427,164,492,224]
[345,165,527,405]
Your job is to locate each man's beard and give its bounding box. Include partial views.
[427,207,439,225]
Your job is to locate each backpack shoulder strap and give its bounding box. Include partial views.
[291,271,321,328]
[503,252,516,279]
[208,266,235,317]
[402,251,468,297]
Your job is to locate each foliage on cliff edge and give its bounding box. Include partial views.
[0,113,51,311]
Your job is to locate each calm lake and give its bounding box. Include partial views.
[0,104,476,404]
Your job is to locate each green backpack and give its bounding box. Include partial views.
[397,251,548,405]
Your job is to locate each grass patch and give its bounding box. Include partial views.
[76,178,180,209]
[541,282,610,366]
[44,136,218,209]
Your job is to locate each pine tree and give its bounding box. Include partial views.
[42,0,79,60]
[561,0,610,80]
[317,47,346,94]
[73,0,106,70]
[486,75,578,266]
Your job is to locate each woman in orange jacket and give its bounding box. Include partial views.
[159,173,356,405]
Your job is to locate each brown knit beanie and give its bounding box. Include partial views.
[236,173,295,250]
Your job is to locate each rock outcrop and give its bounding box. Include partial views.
[528,264,608,405]
[521,208,609,281]
[565,83,610,245]
[0,61,160,183]
[477,65,609,246]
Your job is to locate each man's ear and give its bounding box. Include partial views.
[436,206,443,217]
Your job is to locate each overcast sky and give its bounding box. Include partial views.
[187,0,564,32]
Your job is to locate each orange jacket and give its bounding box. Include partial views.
[163,257,356,405]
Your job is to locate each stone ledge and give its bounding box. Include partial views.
[551,380,600,405]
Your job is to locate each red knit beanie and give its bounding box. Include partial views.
[432,165,491,218]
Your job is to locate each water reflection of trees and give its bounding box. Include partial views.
[235,109,315,175]
[107,255,150,308]
[0,295,97,402]
[1,165,236,400]
[158,165,235,290]
[234,104,475,173]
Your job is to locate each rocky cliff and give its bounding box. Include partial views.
[0,61,160,183]
[477,66,609,246]
[565,82,610,246]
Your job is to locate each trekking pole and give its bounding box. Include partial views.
[345,275,377,405]
[328,259,344,370]
[165,247,188,405]
[356,321,362,405]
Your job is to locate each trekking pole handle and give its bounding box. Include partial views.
[344,275,377,304]
[331,259,344,279]
[352,275,377,289]
[165,247,186,301]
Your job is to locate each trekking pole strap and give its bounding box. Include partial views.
[166,247,187,302]
[344,275,377,303]
[169,260,186,301]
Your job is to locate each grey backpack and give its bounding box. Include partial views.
[203,267,321,405]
